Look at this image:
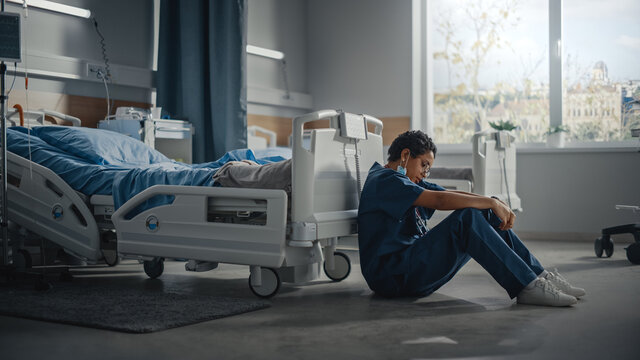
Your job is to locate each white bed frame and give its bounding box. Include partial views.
[7,110,383,298]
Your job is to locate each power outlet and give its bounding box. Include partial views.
[87,63,111,79]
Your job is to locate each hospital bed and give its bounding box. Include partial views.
[247,125,277,149]
[7,110,383,298]
[427,130,522,226]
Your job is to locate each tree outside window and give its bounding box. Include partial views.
[431,0,640,144]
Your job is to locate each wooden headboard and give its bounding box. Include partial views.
[7,90,151,128]
[248,113,410,147]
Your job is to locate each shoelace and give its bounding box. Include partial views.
[537,278,560,296]
[547,270,572,289]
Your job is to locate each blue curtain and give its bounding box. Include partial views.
[157,0,247,163]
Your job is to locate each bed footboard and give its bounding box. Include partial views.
[6,152,101,260]
[112,185,288,268]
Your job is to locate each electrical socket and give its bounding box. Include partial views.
[87,63,111,79]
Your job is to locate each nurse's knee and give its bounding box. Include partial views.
[451,207,484,222]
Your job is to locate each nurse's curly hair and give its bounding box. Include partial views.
[387,130,437,162]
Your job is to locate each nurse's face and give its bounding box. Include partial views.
[401,149,435,184]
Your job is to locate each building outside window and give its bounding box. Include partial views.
[427,0,640,144]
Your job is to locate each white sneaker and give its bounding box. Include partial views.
[543,268,586,298]
[517,278,577,307]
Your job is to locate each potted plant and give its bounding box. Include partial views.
[546,125,569,148]
[488,120,519,146]
[488,120,519,132]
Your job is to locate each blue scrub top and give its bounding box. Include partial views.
[358,162,445,287]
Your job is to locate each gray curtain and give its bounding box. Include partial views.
[157,0,247,163]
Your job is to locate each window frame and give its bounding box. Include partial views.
[412,0,639,150]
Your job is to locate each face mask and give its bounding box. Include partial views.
[396,158,407,176]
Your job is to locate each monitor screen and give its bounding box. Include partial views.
[0,12,21,63]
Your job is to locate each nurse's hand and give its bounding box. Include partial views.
[491,198,516,231]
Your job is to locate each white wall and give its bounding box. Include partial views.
[247,0,311,117]
[436,148,640,239]
[307,0,412,116]
[5,0,154,103]
[247,0,307,94]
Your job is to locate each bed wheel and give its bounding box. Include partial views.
[101,231,120,267]
[626,243,640,264]
[143,257,165,279]
[324,252,351,282]
[248,267,281,298]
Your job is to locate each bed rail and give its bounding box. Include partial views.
[6,152,101,260]
[112,185,288,268]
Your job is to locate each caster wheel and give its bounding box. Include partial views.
[603,237,614,258]
[143,257,165,279]
[324,252,351,282]
[594,238,603,257]
[626,243,640,265]
[101,231,120,267]
[248,268,281,298]
[103,252,121,267]
[13,249,33,269]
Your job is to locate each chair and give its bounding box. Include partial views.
[595,205,640,264]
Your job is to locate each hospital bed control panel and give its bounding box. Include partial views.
[339,112,368,140]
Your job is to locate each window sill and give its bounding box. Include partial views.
[437,141,639,155]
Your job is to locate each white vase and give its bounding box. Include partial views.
[546,132,565,148]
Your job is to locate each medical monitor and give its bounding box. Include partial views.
[0,12,21,63]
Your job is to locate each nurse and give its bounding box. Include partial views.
[357,130,585,306]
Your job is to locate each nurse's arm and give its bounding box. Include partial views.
[447,190,483,197]
[413,190,515,230]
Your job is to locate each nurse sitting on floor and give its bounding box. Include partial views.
[357,130,585,307]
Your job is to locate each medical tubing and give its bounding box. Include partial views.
[354,140,362,200]
[6,63,16,100]
[92,17,111,81]
[21,3,33,178]
[501,154,512,209]
[98,71,111,117]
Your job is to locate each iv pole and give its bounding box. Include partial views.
[1,0,9,267]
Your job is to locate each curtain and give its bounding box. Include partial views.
[157,0,247,163]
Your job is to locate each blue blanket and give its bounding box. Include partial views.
[7,127,289,215]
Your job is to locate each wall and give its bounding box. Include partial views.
[5,0,154,104]
[247,0,311,118]
[435,148,640,240]
[307,0,412,117]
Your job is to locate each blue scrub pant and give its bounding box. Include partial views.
[400,208,544,298]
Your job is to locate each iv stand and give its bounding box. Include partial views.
[1,0,9,267]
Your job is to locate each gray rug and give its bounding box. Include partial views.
[0,283,270,333]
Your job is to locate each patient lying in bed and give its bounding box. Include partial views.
[7,126,293,212]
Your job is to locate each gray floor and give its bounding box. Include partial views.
[1,239,639,360]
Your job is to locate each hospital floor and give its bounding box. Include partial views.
[1,239,639,360]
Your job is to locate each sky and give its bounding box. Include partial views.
[431,0,640,91]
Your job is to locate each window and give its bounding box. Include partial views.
[420,0,640,144]
[430,0,548,144]
[563,0,640,141]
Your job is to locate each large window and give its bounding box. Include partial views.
[427,0,640,144]
[563,0,640,141]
